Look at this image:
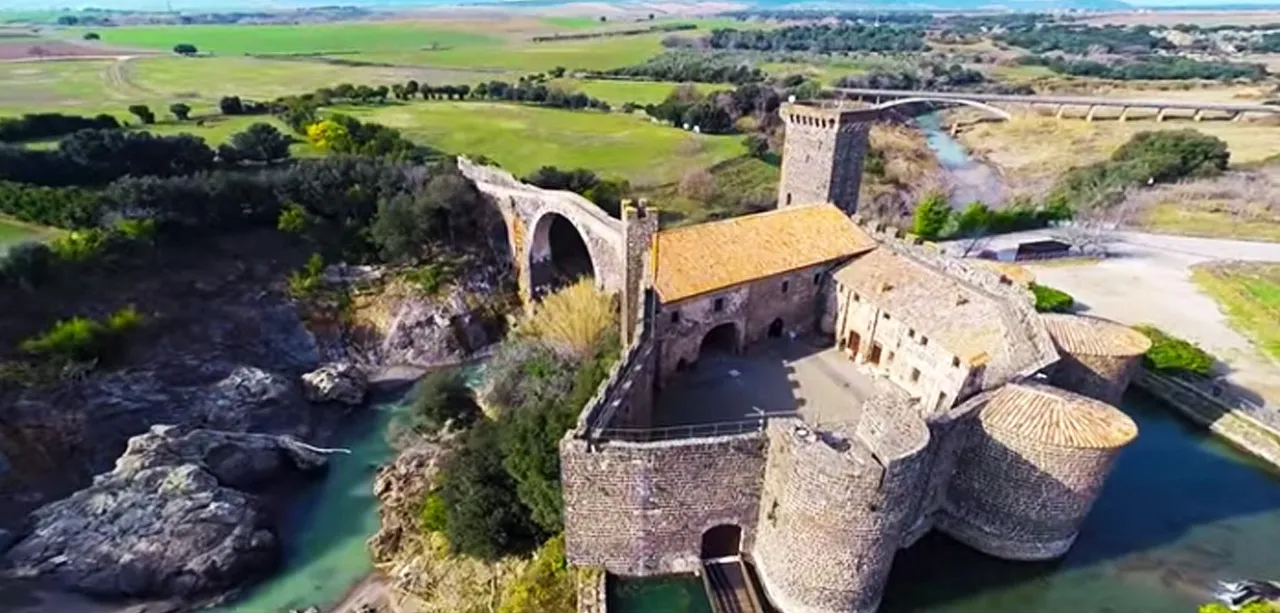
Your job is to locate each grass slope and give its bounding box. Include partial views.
[79,23,498,55]
[0,216,61,254]
[1193,261,1280,361]
[551,79,714,105]
[339,101,745,185]
[340,32,667,73]
[638,155,779,225]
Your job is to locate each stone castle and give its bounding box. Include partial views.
[459,101,1152,613]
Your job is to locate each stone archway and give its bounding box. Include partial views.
[768,318,784,338]
[699,322,739,359]
[701,524,742,560]
[527,211,597,297]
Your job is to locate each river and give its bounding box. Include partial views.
[915,112,1007,208]
[611,391,1280,613]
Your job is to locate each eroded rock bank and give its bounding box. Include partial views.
[3,426,333,599]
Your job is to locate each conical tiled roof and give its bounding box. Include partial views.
[1040,313,1152,358]
[981,383,1138,449]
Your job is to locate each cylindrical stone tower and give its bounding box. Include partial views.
[939,383,1137,561]
[754,412,928,613]
[1040,313,1152,405]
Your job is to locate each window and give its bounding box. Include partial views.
[853,292,860,302]
[671,311,680,324]
[786,193,792,205]
[781,280,790,294]
[908,329,915,339]
[813,272,822,285]
[952,356,960,368]
[713,297,724,312]
[882,312,891,320]
[910,368,921,383]
[920,336,929,347]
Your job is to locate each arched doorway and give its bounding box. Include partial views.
[768,318,784,338]
[528,212,595,296]
[699,323,739,358]
[701,524,742,560]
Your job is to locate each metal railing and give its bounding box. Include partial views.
[593,418,771,443]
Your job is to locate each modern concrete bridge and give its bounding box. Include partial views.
[831,87,1280,123]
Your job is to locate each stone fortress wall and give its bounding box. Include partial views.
[777,103,877,216]
[546,102,1144,613]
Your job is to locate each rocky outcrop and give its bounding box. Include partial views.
[3,425,333,599]
[301,362,368,406]
[368,443,444,564]
[339,262,508,372]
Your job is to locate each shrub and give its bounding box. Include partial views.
[173,43,198,56]
[50,229,107,263]
[420,491,448,533]
[520,280,617,361]
[169,103,191,121]
[287,253,326,299]
[0,242,54,289]
[1110,129,1230,183]
[127,104,155,125]
[439,420,538,560]
[497,534,575,613]
[402,261,454,295]
[18,306,143,363]
[406,368,481,434]
[1031,283,1074,313]
[911,192,951,241]
[1135,325,1215,377]
[678,168,717,202]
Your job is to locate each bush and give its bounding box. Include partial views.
[439,421,538,560]
[1110,129,1230,183]
[173,43,198,56]
[1135,325,1215,377]
[127,104,155,125]
[497,535,575,613]
[287,253,326,299]
[520,280,617,361]
[911,192,951,241]
[420,491,448,533]
[407,368,481,434]
[169,103,191,121]
[18,306,143,363]
[1031,283,1074,313]
[402,261,454,295]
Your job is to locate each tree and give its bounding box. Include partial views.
[371,172,483,261]
[126,104,155,125]
[83,32,100,41]
[438,421,538,560]
[743,134,768,158]
[219,96,244,115]
[305,119,352,152]
[173,43,198,56]
[222,123,292,164]
[1110,129,1230,183]
[678,168,717,202]
[405,80,419,98]
[911,192,951,241]
[549,66,566,78]
[954,201,991,256]
[404,368,480,434]
[168,103,191,121]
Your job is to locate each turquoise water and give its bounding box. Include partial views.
[612,392,1280,613]
[915,112,972,169]
[914,111,1006,206]
[215,401,398,613]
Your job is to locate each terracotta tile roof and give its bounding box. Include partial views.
[981,383,1138,449]
[832,249,1007,365]
[1040,313,1152,358]
[653,205,876,302]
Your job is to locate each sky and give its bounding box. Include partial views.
[3,0,1280,11]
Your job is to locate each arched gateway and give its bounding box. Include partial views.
[457,157,626,302]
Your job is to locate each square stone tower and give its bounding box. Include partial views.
[777,102,879,215]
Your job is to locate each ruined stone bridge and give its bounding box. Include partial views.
[831,87,1280,122]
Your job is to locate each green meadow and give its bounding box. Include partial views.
[0,216,61,254]
[78,22,499,55]
[339,101,747,185]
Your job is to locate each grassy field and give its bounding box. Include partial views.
[1192,261,1280,361]
[638,155,779,225]
[551,78,714,105]
[0,216,61,254]
[338,101,746,185]
[77,22,499,55]
[1143,204,1280,242]
[342,31,668,73]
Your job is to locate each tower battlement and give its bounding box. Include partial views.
[777,102,879,216]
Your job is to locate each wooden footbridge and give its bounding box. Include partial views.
[701,557,768,613]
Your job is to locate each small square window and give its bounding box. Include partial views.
[853,292,860,302]
[920,336,929,347]
[713,298,725,312]
[910,368,921,383]
[952,356,961,368]
[670,311,680,324]
[813,272,821,285]
[882,312,891,320]
[908,329,915,338]
[781,280,790,294]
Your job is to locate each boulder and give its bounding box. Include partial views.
[301,362,368,406]
[368,444,444,564]
[3,426,331,599]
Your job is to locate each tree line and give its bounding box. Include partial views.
[1016,54,1269,82]
[593,51,765,84]
[707,24,927,53]
[835,63,986,92]
[0,113,121,143]
[995,24,1174,55]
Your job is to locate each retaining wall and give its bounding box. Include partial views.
[1134,369,1280,468]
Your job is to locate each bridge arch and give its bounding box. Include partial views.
[875,97,1013,121]
[527,210,598,296]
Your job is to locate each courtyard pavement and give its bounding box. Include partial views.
[654,337,879,430]
[944,229,1280,406]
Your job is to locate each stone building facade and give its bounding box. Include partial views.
[474,101,1153,613]
[777,103,877,215]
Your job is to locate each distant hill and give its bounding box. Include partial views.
[751,0,1134,10]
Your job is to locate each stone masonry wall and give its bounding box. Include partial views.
[654,262,833,382]
[777,104,877,215]
[753,416,926,613]
[561,432,767,575]
[1049,351,1143,407]
[1134,368,1280,468]
[940,422,1122,561]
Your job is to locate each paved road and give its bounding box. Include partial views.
[945,230,1280,405]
